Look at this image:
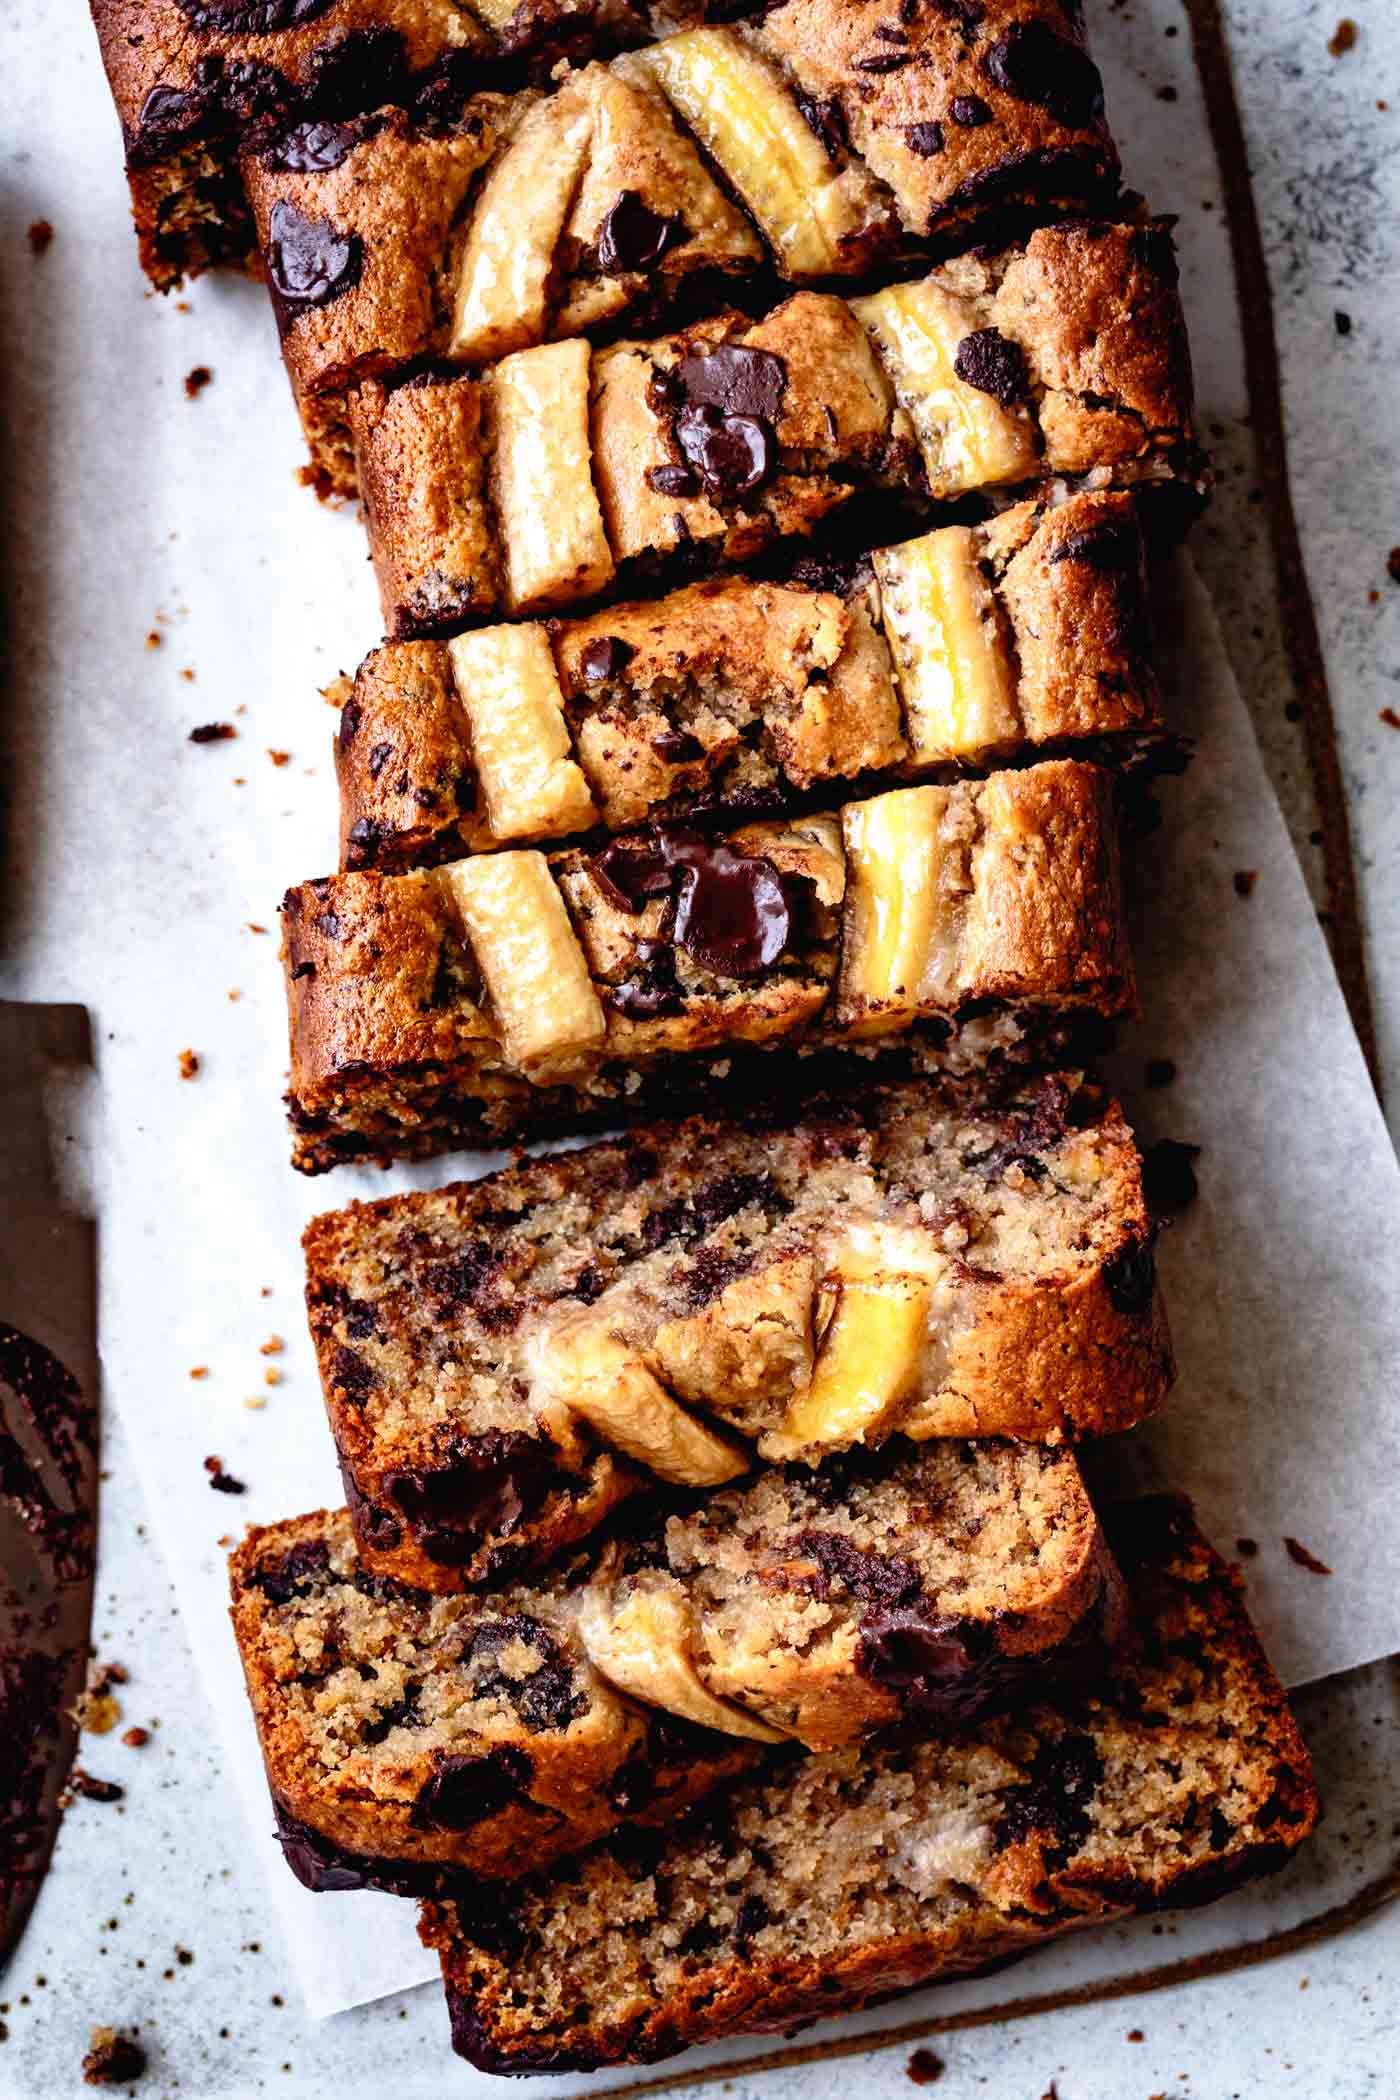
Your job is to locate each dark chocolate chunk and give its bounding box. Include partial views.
[591,835,676,913]
[265,198,361,317]
[1132,222,1180,286]
[674,344,786,424]
[652,729,704,763]
[647,463,698,498]
[675,405,774,503]
[856,49,912,73]
[795,92,849,158]
[906,121,945,157]
[1101,1236,1157,1315]
[949,93,993,126]
[596,191,687,274]
[136,82,208,147]
[178,0,330,24]
[366,739,395,779]
[952,327,1029,407]
[1048,518,1140,570]
[380,1430,559,1568]
[609,940,683,1020]
[733,1892,769,1949]
[667,832,808,977]
[81,2029,147,2086]
[261,117,362,173]
[461,1619,586,1733]
[981,24,1105,128]
[856,1609,995,1720]
[579,636,635,684]
[994,1731,1104,1857]
[790,1530,923,1609]
[412,1745,534,1831]
[249,1538,332,1605]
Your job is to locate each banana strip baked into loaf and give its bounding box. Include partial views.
[336,489,1162,867]
[284,759,1134,1168]
[245,0,1122,484]
[229,1443,1126,1888]
[420,1499,1318,2075]
[301,1074,1171,1589]
[351,222,1198,627]
[89,0,766,290]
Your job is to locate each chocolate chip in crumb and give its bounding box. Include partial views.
[981,23,1105,125]
[265,199,361,317]
[949,94,992,126]
[596,191,687,274]
[580,636,634,683]
[905,120,945,156]
[953,328,1029,407]
[795,92,849,157]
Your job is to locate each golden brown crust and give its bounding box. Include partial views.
[423,1502,1318,2075]
[299,1075,1172,1588]
[284,761,1135,1168]
[335,492,1162,870]
[351,232,1199,617]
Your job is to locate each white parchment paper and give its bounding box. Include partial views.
[4,0,1400,2034]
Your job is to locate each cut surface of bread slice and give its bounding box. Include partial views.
[350,224,1201,632]
[229,1445,1125,1889]
[301,1073,1171,1590]
[335,489,1163,869]
[284,759,1134,1171]
[421,1499,1318,2075]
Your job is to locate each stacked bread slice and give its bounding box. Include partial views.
[90,0,1318,2073]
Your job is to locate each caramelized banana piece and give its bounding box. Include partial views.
[529,1317,750,1486]
[875,526,1019,761]
[489,340,615,614]
[435,851,605,1074]
[834,785,965,1037]
[637,27,888,279]
[852,279,1038,497]
[578,1574,787,1742]
[450,85,594,365]
[447,627,598,843]
[767,1268,932,1457]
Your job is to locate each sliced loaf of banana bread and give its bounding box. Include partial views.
[302,1073,1171,1590]
[421,1499,1317,2075]
[230,1442,1125,1889]
[284,759,1134,1171]
[336,490,1163,869]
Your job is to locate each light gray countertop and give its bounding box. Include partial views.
[2,1,1397,2095]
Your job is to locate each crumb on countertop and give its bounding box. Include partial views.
[1142,1137,1201,1214]
[188,1366,209,1381]
[1236,1537,1259,1557]
[1380,707,1400,730]
[27,219,54,256]
[145,630,162,650]
[1328,17,1357,56]
[1145,1056,1177,1089]
[183,365,213,399]
[1233,869,1258,898]
[177,1049,200,1081]
[82,2027,147,2086]
[204,1456,246,1495]
[122,1727,150,1749]
[69,1768,125,1804]
[188,722,234,744]
[1284,1536,1333,1575]
[247,922,269,935]
[259,1337,284,1356]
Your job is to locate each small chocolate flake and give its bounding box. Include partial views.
[580,636,634,683]
[1233,869,1258,897]
[27,219,55,256]
[953,328,1029,407]
[183,365,213,399]
[188,722,236,743]
[949,94,992,126]
[1327,18,1357,57]
[70,1769,124,1803]
[1387,548,1400,583]
[1335,310,1352,336]
[203,1456,246,1495]
[1380,707,1400,730]
[905,120,945,156]
[1144,1057,1177,1089]
[1284,1535,1332,1575]
[1235,1537,1259,1557]
[856,49,911,72]
[907,2050,945,2085]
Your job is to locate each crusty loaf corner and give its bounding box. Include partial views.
[421,1498,1317,2075]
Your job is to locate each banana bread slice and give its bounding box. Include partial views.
[421,1499,1318,2075]
[244,0,1120,482]
[336,490,1162,868]
[284,759,1134,1171]
[87,0,754,293]
[229,1444,1126,1889]
[352,220,1200,629]
[302,1073,1171,1590]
